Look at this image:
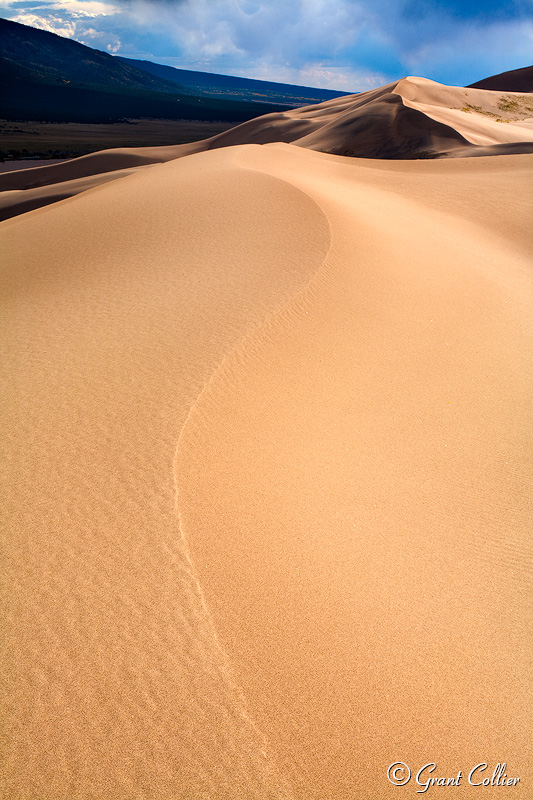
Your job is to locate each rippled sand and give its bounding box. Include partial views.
[1,141,532,798]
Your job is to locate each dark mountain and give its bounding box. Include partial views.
[468,65,533,92]
[0,17,186,94]
[0,17,289,123]
[116,56,350,107]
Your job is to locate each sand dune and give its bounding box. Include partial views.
[176,146,532,799]
[469,64,533,92]
[0,166,146,222]
[0,144,200,191]
[1,75,532,221]
[1,75,532,800]
[212,75,533,157]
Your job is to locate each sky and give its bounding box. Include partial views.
[1,0,532,90]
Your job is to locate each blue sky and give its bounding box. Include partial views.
[1,0,532,90]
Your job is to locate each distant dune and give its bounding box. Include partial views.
[202,75,533,158]
[2,66,532,800]
[1,73,532,220]
[468,65,533,92]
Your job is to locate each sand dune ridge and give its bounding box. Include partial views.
[1,72,532,800]
[175,144,532,799]
[1,73,532,221]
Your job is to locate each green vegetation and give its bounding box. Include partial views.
[498,95,520,113]
[497,94,533,116]
[460,104,499,118]
[458,93,533,123]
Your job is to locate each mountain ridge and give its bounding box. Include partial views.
[0,17,291,123]
[115,55,350,107]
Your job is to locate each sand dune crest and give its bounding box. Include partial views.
[1,73,532,221]
[175,144,532,799]
[1,70,532,800]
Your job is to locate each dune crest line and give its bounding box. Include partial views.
[175,144,532,799]
[2,70,532,222]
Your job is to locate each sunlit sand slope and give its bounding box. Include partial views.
[175,146,533,799]
[1,145,330,800]
[1,143,532,799]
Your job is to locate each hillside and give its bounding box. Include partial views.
[116,56,350,107]
[0,18,289,123]
[0,17,185,95]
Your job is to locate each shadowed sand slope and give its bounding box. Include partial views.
[2,141,532,799]
[0,166,145,221]
[469,65,533,92]
[1,74,532,220]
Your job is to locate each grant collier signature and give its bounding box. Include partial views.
[387,762,521,792]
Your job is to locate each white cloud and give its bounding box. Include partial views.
[79,25,122,50]
[51,0,118,17]
[121,0,383,88]
[11,12,77,36]
[10,2,123,53]
[299,65,386,91]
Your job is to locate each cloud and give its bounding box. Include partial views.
[115,0,533,87]
[404,17,533,84]
[52,0,118,16]
[118,0,394,88]
[78,24,121,49]
[8,0,123,54]
[10,11,77,34]
[298,64,389,92]
[2,0,532,89]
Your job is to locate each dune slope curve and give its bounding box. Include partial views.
[1,144,332,799]
[2,74,532,222]
[175,145,532,800]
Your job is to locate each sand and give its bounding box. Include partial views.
[1,76,532,800]
[0,167,146,221]
[0,159,68,173]
[469,65,533,92]
[1,76,532,222]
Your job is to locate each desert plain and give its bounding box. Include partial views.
[1,75,532,799]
